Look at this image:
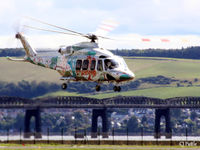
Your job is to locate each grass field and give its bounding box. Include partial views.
[1,56,200,83]
[41,86,200,99]
[126,57,200,79]
[0,57,61,83]
[1,56,200,99]
[0,144,199,150]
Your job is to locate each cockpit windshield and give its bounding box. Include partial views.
[104,59,119,70]
[119,57,128,69]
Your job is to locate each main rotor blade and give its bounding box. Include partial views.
[24,16,86,36]
[96,35,115,40]
[24,25,80,36]
[97,35,112,40]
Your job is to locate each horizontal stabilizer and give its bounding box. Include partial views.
[6,56,26,62]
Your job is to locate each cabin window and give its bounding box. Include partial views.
[76,60,82,70]
[90,60,96,70]
[82,60,89,70]
[104,59,119,70]
[97,60,103,71]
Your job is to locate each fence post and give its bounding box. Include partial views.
[98,127,101,145]
[186,125,188,141]
[84,128,87,144]
[141,126,143,145]
[34,128,36,144]
[20,128,22,144]
[75,127,77,144]
[47,128,49,144]
[61,128,64,144]
[112,127,114,145]
[126,127,128,145]
[7,128,9,143]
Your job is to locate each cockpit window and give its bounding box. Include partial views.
[104,59,119,70]
[120,58,128,69]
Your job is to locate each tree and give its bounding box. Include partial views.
[141,115,147,124]
[191,111,198,121]
[73,110,89,130]
[127,116,139,132]
[13,113,24,130]
[184,118,196,132]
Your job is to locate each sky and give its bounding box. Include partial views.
[1,0,200,49]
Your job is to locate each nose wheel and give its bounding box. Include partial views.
[113,86,121,92]
[95,85,101,92]
[61,83,67,90]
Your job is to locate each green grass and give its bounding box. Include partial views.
[0,57,61,83]
[2,56,200,99]
[0,144,199,150]
[2,56,200,83]
[43,86,200,99]
[37,91,83,98]
[125,57,200,79]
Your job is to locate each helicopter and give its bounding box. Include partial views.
[9,18,135,92]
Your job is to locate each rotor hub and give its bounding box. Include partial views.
[88,34,98,43]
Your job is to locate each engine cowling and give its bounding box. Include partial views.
[58,46,74,55]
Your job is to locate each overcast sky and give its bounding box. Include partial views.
[1,0,200,49]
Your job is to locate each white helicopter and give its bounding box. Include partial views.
[9,18,135,92]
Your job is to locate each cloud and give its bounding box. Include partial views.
[152,0,161,5]
[1,0,200,49]
[1,0,199,35]
[35,0,53,8]
[2,33,200,49]
[0,0,15,16]
[183,0,200,15]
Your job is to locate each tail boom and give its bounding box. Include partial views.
[15,33,37,57]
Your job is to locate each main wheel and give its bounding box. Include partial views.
[95,85,101,92]
[113,86,118,92]
[117,86,121,92]
[113,86,121,92]
[62,83,67,90]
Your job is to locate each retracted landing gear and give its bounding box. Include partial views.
[61,83,67,90]
[95,85,101,92]
[113,86,121,92]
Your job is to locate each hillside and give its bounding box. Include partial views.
[1,57,200,82]
[1,56,200,98]
[0,57,61,83]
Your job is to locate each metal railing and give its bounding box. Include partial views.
[0,127,199,145]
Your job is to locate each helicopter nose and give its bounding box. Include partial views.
[120,72,135,81]
[129,72,135,80]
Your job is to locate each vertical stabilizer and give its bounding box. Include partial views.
[15,32,37,57]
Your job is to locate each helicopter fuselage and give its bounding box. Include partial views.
[14,33,135,91]
[28,47,135,84]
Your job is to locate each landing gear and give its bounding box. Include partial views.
[62,83,67,90]
[95,85,101,92]
[113,86,121,92]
